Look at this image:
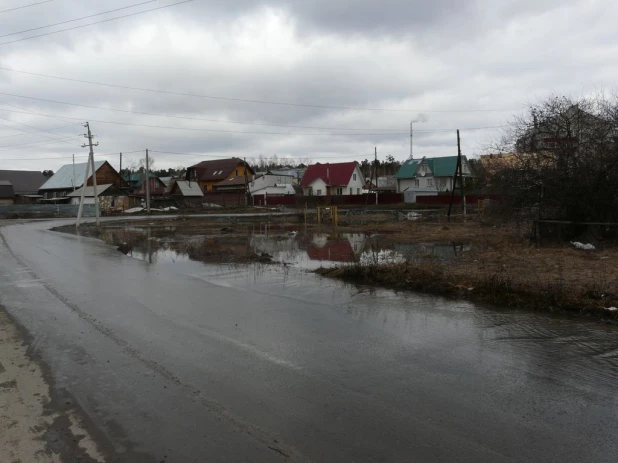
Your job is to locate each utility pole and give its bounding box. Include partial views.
[447,130,463,222]
[459,134,466,217]
[120,152,122,178]
[410,121,413,159]
[243,157,250,207]
[374,147,378,205]
[145,148,151,214]
[77,122,99,227]
[72,154,76,191]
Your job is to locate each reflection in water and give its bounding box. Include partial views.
[86,223,471,270]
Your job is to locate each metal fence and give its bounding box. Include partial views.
[0,204,99,218]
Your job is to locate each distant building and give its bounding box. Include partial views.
[0,180,15,205]
[267,168,306,183]
[170,180,204,205]
[186,158,254,192]
[67,184,129,212]
[249,172,299,196]
[300,162,365,196]
[0,170,47,203]
[394,156,475,196]
[39,161,127,202]
[364,176,397,192]
[124,173,167,197]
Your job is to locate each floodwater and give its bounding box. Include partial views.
[73,221,470,270]
[1,218,616,461]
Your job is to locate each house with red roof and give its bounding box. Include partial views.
[300,162,364,196]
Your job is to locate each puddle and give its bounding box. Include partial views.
[65,220,471,270]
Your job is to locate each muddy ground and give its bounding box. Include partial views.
[0,306,105,462]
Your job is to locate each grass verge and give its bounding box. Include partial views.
[316,260,618,322]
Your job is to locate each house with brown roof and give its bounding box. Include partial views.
[39,161,127,201]
[185,158,254,192]
[300,162,364,196]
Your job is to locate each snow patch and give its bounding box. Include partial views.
[571,241,595,250]
[124,207,144,214]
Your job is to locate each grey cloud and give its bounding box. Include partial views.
[0,0,616,171]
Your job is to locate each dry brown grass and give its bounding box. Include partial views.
[317,219,618,320]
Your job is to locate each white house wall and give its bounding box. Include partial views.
[398,177,437,192]
[305,177,328,196]
[249,174,295,194]
[304,165,366,196]
[253,185,296,196]
[70,197,95,205]
[345,166,365,195]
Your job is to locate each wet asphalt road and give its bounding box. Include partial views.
[1,218,618,462]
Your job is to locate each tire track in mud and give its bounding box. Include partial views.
[0,227,310,463]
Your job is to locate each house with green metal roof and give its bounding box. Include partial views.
[394,156,474,200]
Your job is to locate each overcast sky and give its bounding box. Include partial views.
[0,0,615,171]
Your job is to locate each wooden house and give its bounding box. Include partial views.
[186,158,254,192]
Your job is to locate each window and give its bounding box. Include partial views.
[350,188,353,195]
[235,170,238,176]
[336,187,343,195]
[357,188,360,194]
[427,178,434,187]
[413,179,419,188]
[316,189,322,196]
[353,174,357,181]
[421,164,427,174]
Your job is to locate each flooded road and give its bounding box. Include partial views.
[1,217,617,462]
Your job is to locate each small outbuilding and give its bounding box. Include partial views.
[170,180,204,205]
[0,180,15,205]
[67,184,128,212]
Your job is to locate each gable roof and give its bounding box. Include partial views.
[187,158,253,182]
[215,176,248,189]
[124,173,166,188]
[300,162,358,187]
[394,156,465,179]
[394,159,420,179]
[67,184,126,198]
[425,156,459,177]
[0,170,47,194]
[39,161,105,190]
[171,180,204,197]
[0,180,15,199]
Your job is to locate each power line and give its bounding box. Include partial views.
[0,108,80,141]
[0,134,80,151]
[0,0,158,39]
[0,154,89,161]
[0,91,407,132]
[0,67,519,114]
[0,122,80,139]
[0,105,505,136]
[0,99,79,123]
[0,0,193,46]
[0,1,52,15]
[0,104,83,149]
[150,149,368,159]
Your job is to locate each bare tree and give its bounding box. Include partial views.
[487,94,618,223]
